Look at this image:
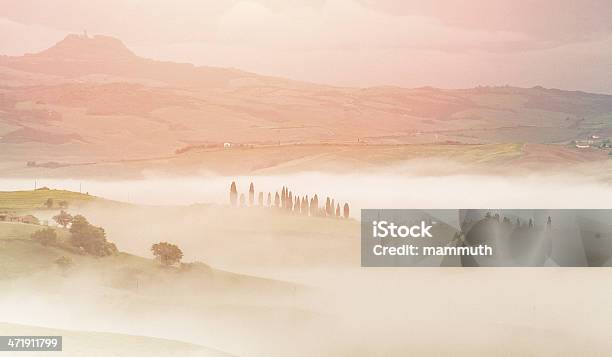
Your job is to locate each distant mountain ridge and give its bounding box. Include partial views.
[0,34,611,167]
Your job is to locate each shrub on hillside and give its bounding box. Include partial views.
[69,215,117,257]
[31,227,57,246]
[151,242,183,266]
[53,210,73,228]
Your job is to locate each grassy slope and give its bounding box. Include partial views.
[0,221,295,293]
[0,189,98,211]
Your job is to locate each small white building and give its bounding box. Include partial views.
[223,142,232,149]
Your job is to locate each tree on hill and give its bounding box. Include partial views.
[44,198,54,208]
[301,196,308,215]
[58,200,69,209]
[293,196,300,213]
[335,203,341,218]
[70,215,117,257]
[309,197,315,216]
[31,227,57,246]
[343,203,350,219]
[229,182,238,207]
[151,242,183,266]
[53,210,73,228]
[249,182,255,206]
[281,187,286,208]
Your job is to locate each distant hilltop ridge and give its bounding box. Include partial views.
[1,33,610,97]
[28,33,137,61]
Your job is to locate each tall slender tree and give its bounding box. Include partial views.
[309,197,315,216]
[343,203,349,219]
[335,203,341,218]
[293,196,300,213]
[249,182,255,206]
[325,197,331,216]
[302,196,309,216]
[267,192,272,207]
[274,192,280,208]
[229,181,238,207]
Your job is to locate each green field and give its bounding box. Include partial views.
[0,189,99,211]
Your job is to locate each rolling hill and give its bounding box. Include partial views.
[0,34,611,175]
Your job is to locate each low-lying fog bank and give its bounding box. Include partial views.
[1,170,612,215]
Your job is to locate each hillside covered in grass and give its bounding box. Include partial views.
[0,188,98,211]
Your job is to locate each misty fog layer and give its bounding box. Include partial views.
[2,171,612,215]
[2,168,612,356]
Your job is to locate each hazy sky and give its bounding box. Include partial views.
[1,0,612,93]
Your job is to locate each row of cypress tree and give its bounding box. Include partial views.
[229,181,350,218]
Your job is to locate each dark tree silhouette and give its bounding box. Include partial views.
[53,210,73,228]
[230,182,238,207]
[288,191,293,211]
[151,242,183,266]
[45,198,54,208]
[325,197,331,216]
[302,196,309,215]
[31,227,57,246]
[281,187,286,208]
[249,182,255,206]
[70,215,117,257]
[343,203,349,219]
[293,196,300,213]
[309,197,314,216]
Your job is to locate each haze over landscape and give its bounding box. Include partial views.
[1,2,612,356]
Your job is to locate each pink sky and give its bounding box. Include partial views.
[1,0,612,93]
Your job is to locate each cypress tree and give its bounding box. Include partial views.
[335,203,340,218]
[294,196,300,213]
[325,197,331,216]
[249,182,255,206]
[267,192,272,207]
[302,196,309,215]
[343,203,349,219]
[275,192,280,208]
[229,181,238,207]
[309,197,314,216]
